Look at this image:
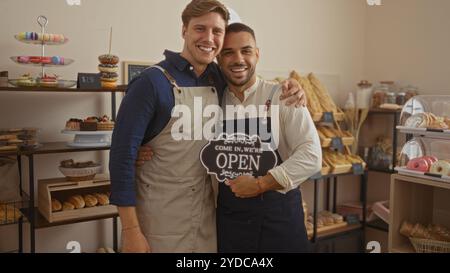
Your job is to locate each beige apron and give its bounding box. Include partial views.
[135,65,218,253]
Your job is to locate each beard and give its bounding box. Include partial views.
[222,66,256,88]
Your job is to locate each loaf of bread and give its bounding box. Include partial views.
[84,194,98,207]
[67,195,85,209]
[51,198,62,212]
[308,73,339,114]
[290,71,322,115]
[94,193,110,206]
[62,201,75,211]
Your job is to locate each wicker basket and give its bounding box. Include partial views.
[58,165,102,182]
[410,237,450,253]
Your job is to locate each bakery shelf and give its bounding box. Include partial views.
[388,174,450,253]
[368,166,396,174]
[396,126,450,140]
[366,219,389,232]
[0,85,126,93]
[395,167,450,184]
[309,223,362,241]
[369,108,402,115]
[20,207,117,229]
[19,141,110,155]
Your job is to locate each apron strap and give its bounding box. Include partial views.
[150,65,182,92]
[265,84,280,112]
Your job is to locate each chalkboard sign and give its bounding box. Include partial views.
[346,214,360,225]
[200,133,278,182]
[331,137,344,152]
[322,112,335,123]
[77,73,101,89]
[123,62,153,84]
[352,163,364,175]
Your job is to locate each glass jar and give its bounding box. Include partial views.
[402,85,419,102]
[371,85,388,108]
[396,92,406,105]
[386,91,396,104]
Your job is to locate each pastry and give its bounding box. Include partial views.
[100,72,118,82]
[94,193,110,206]
[80,117,98,131]
[400,221,414,237]
[0,204,22,223]
[17,74,36,87]
[97,115,115,131]
[67,195,85,209]
[65,118,82,131]
[308,73,339,114]
[51,198,62,212]
[51,56,65,65]
[101,81,117,89]
[84,194,98,207]
[39,74,58,87]
[332,214,344,224]
[98,64,119,73]
[98,54,119,65]
[62,201,75,211]
[429,160,450,176]
[405,113,428,128]
[406,157,429,172]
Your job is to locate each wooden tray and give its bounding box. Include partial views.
[307,221,348,238]
[312,110,345,123]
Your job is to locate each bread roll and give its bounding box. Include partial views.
[68,195,85,209]
[51,198,62,212]
[94,193,110,206]
[62,202,75,211]
[84,194,98,207]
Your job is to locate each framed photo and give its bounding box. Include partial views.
[123,61,154,84]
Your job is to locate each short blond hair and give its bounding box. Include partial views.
[182,0,230,27]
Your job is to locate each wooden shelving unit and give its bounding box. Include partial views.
[388,174,450,253]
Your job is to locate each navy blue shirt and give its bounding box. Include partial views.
[110,50,226,206]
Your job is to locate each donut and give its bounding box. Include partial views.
[406,158,429,172]
[29,56,41,63]
[98,64,119,73]
[41,57,52,64]
[430,160,450,176]
[98,54,119,65]
[423,156,438,166]
[51,56,64,65]
[100,72,118,82]
[101,81,117,89]
[17,56,30,63]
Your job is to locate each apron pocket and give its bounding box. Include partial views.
[136,173,203,236]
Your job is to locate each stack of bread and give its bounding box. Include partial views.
[0,203,22,224]
[306,211,345,235]
[400,221,450,242]
[290,71,343,121]
[0,128,38,152]
[404,112,450,130]
[51,192,110,212]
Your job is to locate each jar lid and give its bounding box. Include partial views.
[380,81,395,85]
[358,80,372,87]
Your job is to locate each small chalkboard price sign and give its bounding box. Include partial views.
[200,133,278,182]
[77,73,101,89]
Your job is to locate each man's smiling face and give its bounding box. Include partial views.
[182,12,226,70]
[218,31,259,88]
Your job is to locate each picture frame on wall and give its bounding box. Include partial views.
[123,61,154,84]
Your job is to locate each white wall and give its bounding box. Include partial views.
[365,0,450,94]
[3,0,447,253]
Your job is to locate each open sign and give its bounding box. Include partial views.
[200,133,278,182]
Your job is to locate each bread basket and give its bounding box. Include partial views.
[58,165,102,181]
[410,237,450,253]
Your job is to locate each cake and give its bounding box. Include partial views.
[65,118,82,131]
[80,117,98,131]
[97,115,115,131]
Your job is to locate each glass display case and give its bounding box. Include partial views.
[395,95,450,183]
